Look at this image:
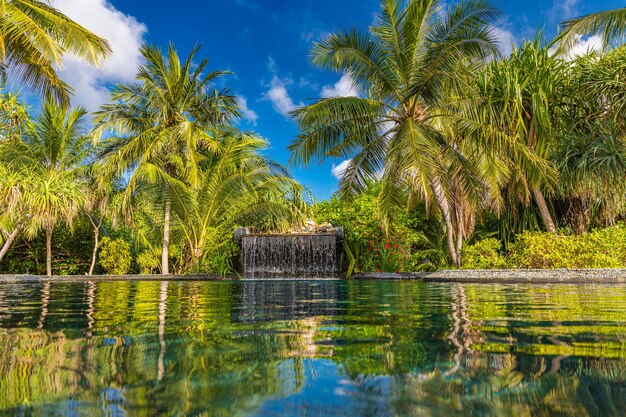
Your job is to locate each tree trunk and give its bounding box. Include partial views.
[0,223,23,263]
[88,219,101,276]
[161,197,171,275]
[46,224,53,276]
[431,178,459,268]
[532,187,557,234]
[527,117,557,234]
[455,210,464,268]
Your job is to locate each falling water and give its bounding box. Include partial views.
[241,234,340,278]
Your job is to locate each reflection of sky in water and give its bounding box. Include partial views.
[0,281,625,416]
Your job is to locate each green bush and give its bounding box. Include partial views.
[137,251,160,274]
[507,226,626,269]
[314,182,446,275]
[462,238,506,269]
[98,237,132,275]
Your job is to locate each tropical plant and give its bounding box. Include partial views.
[84,168,124,275]
[548,46,626,233]
[0,89,29,141]
[93,43,240,274]
[168,128,311,271]
[473,38,564,235]
[98,236,131,275]
[0,0,111,105]
[553,7,626,52]
[0,99,89,275]
[290,0,504,267]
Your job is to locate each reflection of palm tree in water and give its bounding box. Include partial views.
[37,282,51,329]
[157,281,168,382]
[446,284,481,374]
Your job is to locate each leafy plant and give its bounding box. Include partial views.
[98,237,132,275]
[462,238,506,269]
[136,251,160,275]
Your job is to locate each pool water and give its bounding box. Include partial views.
[0,280,625,416]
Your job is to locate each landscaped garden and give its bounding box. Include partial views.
[2,1,626,277]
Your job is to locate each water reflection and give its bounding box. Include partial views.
[0,281,625,416]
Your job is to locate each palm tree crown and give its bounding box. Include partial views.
[289,0,502,266]
[0,0,111,105]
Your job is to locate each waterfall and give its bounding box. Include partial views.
[241,234,340,278]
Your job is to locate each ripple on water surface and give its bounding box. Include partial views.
[0,280,625,416]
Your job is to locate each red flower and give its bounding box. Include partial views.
[394,244,400,249]
[390,251,394,255]
[377,269,381,273]
[368,247,373,252]
[397,270,402,273]
[376,262,380,267]
[385,244,391,250]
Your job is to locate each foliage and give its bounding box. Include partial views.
[507,226,626,269]
[0,0,111,105]
[553,7,626,52]
[98,237,132,275]
[290,0,503,267]
[314,183,446,274]
[462,238,506,269]
[362,239,404,272]
[136,250,160,274]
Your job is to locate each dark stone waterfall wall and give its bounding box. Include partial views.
[241,234,340,278]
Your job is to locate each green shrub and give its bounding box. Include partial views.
[507,225,626,269]
[314,182,447,274]
[462,238,507,269]
[98,237,132,275]
[137,251,160,274]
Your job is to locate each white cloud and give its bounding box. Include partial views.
[263,57,301,117]
[54,0,147,111]
[236,96,258,125]
[331,159,351,180]
[321,74,359,98]
[549,34,603,60]
[265,75,300,116]
[491,25,517,56]
[566,34,604,58]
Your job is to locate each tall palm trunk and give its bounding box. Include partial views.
[0,223,23,263]
[45,224,53,276]
[88,216,102,276]
[431,178,460,268]
[527,118,557,234]
[162,197,171,275]
[532,187,556,233]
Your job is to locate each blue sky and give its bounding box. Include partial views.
[52,0,624,200]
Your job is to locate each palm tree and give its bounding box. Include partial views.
[553,8,626,52]
[550,46,626,232]
[0,99,89,275]
[0,0,111,105]
[289,0,502,267]
[93,43,240,275]
[170,129,310,270]
[473,38,563,234]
